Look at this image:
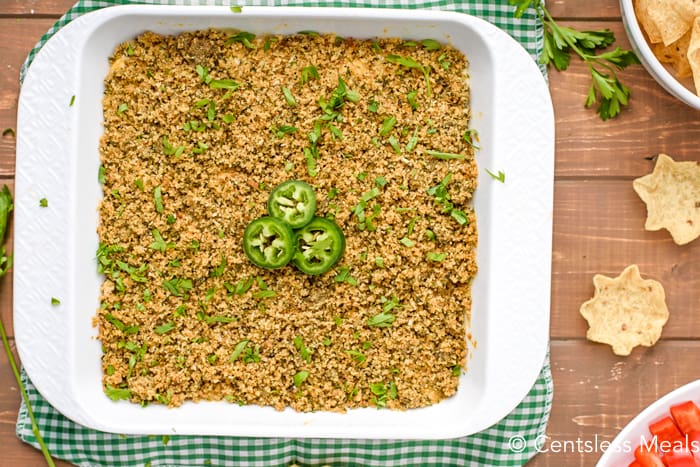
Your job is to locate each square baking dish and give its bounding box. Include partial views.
[15,5,553,438]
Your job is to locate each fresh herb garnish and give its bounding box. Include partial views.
[253,289,277,300]
[204,315,236,325]
[352,187,382,231]
[210,255,227,278]
[367,296,401,328]
[406,90,419,110]
[293,336,312,363]
[105,385,132,401]
[399,237,415,248]
[427,252,446,262]
[427,173,469,226]
[154,322,175,335]
[281,86,296,106]
[345,349,367,364]
[50,297,61,305]
[318,77,358,121]
[39,198,48,208]
[162,136,185,158]
[510,0,640,120]
[486,169,506,183]
[272,125,298,138]
[367,311,396,328]
[300,65,319,85]
[450,209,469,225]
[425,149,465,160]
[229,340,249,362]
[192,142,208,155]
[379,115,397,137]
[386,54,432,97]
[227,277,254,296]
[334,266,358,286]
[196,65,212,84]
[226,31,256,49]
[293,370,309,388]
[162,277,193,297]
[368,99,379,113]
[463,129,480,149]
[153,186,164,213]
[421,39,442,51]
[242,344,261,363]
[369,381,397,408]
[149,229,175,252]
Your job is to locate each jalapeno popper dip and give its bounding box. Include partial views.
[96,30,477,411]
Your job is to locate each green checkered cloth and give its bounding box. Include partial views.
[17,1,551,466]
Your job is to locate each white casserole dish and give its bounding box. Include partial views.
[15,5,554,439]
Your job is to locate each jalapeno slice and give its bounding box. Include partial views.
[242,216,296,269]
[267,180,317,229]
[293,217,346,275]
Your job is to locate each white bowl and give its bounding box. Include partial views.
[597,380,700,466]
[620,0,700,110]
[15,5,554,438]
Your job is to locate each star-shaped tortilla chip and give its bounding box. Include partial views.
[633,153,700,245]
[580,264,669,356]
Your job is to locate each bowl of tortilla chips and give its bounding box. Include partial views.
[621,0,700,110]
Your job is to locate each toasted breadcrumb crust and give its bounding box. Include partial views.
[97,30,477,411]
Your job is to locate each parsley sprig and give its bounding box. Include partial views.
[510,0,640,120]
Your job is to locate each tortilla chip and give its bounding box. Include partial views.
[580,265,669,357]
[671,0,700,24]
[635,0,663,43]
[688,17,700,95]
[652,29,693,78]
[648,0,693,46]
[633,153,700,245]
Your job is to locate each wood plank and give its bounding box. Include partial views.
[549,22,700,179]
[0,0,74,17]
[0,0,622,19]
[0,19,61,178]
[528,340,700,466]
[548,0,621,19]
[551,179,700,340]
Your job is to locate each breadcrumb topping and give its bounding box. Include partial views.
[97,29,477,411]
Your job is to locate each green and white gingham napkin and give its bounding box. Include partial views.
[16,2,552,466]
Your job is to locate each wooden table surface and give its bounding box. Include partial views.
[2,0,699,465]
